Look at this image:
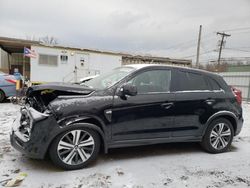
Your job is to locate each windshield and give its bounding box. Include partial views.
[84,67,135,89]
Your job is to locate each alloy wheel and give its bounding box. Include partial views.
[210,123,232,150]
[57,130,95,165]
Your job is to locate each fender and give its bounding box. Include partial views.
[57,115,108,153]
[58,114,107,132]
[202,110,237,135]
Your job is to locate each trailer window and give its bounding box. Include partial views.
[39,54,58,66]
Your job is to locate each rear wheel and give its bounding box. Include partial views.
[201,118,234,153]
[0,90,5,103]
[49,126,100,170]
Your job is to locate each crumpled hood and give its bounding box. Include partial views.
[26,82,95,96]
[24,83,96,112]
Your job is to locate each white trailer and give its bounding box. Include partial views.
[30,45,122,82]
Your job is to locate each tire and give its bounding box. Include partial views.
[49,125,100,170]
[201,118,234,153]
[0,90,5,103]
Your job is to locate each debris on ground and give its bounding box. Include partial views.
[163,178,173,186]
[116,168,125,176]
[4,172,27,187]
[77,173,112,188]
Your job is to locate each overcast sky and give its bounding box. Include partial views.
[0,0,250,64]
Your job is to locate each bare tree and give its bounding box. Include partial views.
[25,35,37,41]
[39,36,58,45]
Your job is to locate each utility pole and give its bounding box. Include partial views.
[217,32,231,66]
[196,25,202,68]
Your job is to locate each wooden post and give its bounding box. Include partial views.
[217,32,231,66]
[23,52,26,78]
[196,25,202,68]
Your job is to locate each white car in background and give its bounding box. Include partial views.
[0,71,17,102]
[79,75,99,85]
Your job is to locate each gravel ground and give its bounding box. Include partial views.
[0,102,250,188]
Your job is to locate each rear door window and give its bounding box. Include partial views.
[175,71,210,91]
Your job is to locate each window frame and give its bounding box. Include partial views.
[60,55,68,64]
[38,54,58,66]
[171,69,225,93]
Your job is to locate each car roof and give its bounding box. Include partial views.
[123,64,219,77]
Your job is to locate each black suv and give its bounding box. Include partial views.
[10,64,243,170]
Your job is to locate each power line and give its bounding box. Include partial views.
[224,48,250,53]
[200,42,211,60]
[181,50,215,58]
[204,57,250,62]
[221,26,250,32]
[164,39,197,51]
[164,32,215,52]
[229,31,250,35]
[230,46,250,49]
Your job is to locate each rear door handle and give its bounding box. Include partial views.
[161,102,174,109]
[205,99,215,104]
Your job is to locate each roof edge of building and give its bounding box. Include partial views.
[0,36,191,65]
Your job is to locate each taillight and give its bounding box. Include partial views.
[231,86,242,105]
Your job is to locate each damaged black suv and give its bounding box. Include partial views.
[10,64,243,170]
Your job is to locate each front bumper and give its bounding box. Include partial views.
[10,107,58,159]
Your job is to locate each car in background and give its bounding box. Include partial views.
[79,75,99,85]
[0,71,17,102]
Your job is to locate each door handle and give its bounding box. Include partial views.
[161,102,174,109]
[205,99,215,104]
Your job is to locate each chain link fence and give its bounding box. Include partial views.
[219,72,250,101]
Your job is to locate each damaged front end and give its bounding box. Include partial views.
[10,105,57,159]
[10,83,95,159]
[25,82,95,113]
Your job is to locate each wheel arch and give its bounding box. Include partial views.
[203,111,237,136]
[56,116,108,153]
[0,88,6,102]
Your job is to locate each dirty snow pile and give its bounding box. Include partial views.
[0,102,250,188]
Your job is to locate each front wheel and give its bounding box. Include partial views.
[49,126,100,170]
[201,118,234,153]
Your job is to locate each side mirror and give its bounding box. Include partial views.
[119,83,137,97]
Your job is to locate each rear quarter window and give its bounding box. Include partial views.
[206,76,221,90]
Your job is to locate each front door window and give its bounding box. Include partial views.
[128,69,171,94]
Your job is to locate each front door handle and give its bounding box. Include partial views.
[161,102,174,109]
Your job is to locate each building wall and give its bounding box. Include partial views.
[30,46,122,82]
[0,48,9,73]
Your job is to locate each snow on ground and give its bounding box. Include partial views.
[0,102,250,188]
